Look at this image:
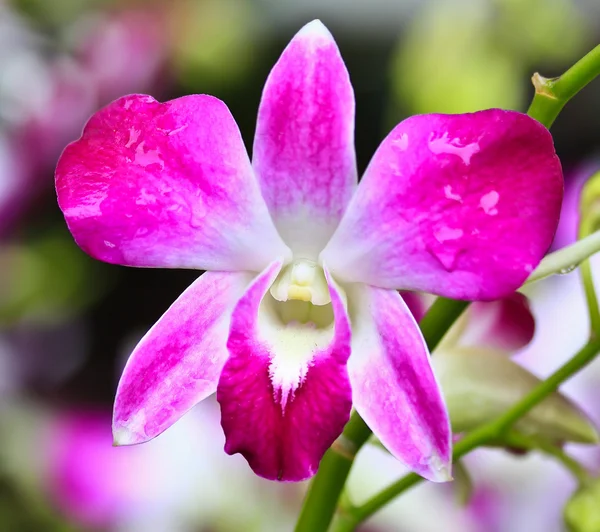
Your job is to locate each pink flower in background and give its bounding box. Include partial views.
[0,5,167,233]
[72,9,167,103]
[43,406,230,530]
[55,20,563,481]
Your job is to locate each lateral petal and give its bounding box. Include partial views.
[113,270,253,444]
[322,110,563,300]
[347,284,452,482]
[56,94,289,271]
[217,262,352,481]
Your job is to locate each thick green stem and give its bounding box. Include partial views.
[294,298,467,532]
[295,415,371,532]
[337,338,600,528]
[527,45,600,128]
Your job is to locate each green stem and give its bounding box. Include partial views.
[579,218,600,336]
[524,230,600,285]
[294,298,468,532]
[527,45,600,128]
[338,338,600,528]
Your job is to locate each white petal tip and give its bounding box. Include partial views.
[297,20,333,41]
[427,463,453,483]
[112,425,142,446]
[419,453,453,483]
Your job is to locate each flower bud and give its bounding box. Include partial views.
[434,347,599,444]
[564,478,600,532]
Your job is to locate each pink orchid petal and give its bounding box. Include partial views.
[347,284,452,482]
[461,293,535,353]
[217,262,352,481]
[113,270,253,444]
[322,110,563,300]
[56,94,289,271]
[253,20,357,258]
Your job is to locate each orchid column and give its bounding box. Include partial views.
[55,20,563,486]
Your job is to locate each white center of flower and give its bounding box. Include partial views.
[269,259,331,306]
[259,260,338,409]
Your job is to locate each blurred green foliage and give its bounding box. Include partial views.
[391,0,590,115]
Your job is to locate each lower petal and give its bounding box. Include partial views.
[113,270,253,444]
[347,284,452,482]
[217,262,352,481]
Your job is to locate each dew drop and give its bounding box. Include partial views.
[480,191,499,216]
[444,185,462,202]
[428,226,465,271]
[125,128,141,148]
[428,132,480,165]
[559,265,577,275]
[134,141,164,168]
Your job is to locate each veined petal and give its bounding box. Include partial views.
[217,261,352,481]
[56,94,290,271]
[253,20,357,258]
[113,270,253,445]
[322,110,563,300]
[460,293,535,353]
[347,284,452,482]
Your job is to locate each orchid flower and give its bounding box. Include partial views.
[55,20,563,482]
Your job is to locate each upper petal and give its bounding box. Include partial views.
[56,94,290,271]
[217,261,352,481]
[347,284,452,482]
[253,20,357,258]
[322,110,563,300]
[113,270,253,444]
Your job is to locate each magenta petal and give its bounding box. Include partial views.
[322,110,563,300]
[462,293,535,353]
[56,94,289,271]
[347,284,452,481]
[113,270,253,444]
[217,262,352,481]
[253,20,357,257]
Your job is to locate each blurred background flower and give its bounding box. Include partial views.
[1,0,600,530]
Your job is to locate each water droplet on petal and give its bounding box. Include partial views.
[134,141,164,169]
[434,227,464,243]
[392,133,409,151]
[428,132,480,165]
[480,190,499,216]
[444,185,463,202]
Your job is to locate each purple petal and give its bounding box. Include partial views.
[462,293,535,353]
[322,110,563,300]
[56,94,289,271]
[217,262,352,481]
[347,284,452,481]
[253,20,357,258]
[113,270,253,444]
